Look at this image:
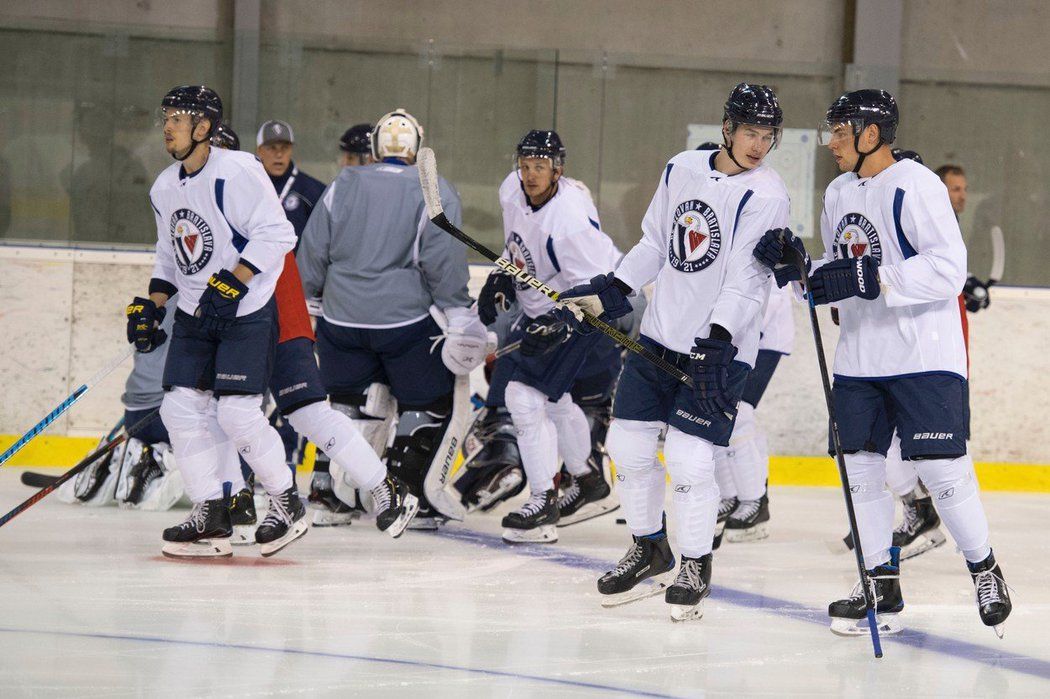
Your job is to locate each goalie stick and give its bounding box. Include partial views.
[416,147,695,390]
[18,417,126,490]
[781,242,884,659]
[0,345,135,467]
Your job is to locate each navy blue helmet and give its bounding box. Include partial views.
[824,89,898,145]
[210,123,240,151]
[516,130,566,166]
[724,83,783,130]
[161,85,223,138]
[340,123,373,154]
[891,147,923,165]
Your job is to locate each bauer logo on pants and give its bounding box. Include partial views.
[170,208,215,275]
[669,200,720,273]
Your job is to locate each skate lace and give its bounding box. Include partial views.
[975,570,1004,607]
[732,499,761,520]
[370,479,393,513]
[894,499,922,536]
[560,481,582,507]
[718,498,737,518]
[675,559,703,590]
[261,492,293,528]
[186,503,208,533]
[517,491,549,518]
[612,542,645,577]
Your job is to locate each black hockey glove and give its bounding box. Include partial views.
[553,272,633,334]
[195,269,249,331]
[520,313,569,357]
[963,275,991,313]
[478,269,517,326]
[126,297,167,353]
[753,227,811,287]
[808,256,880,305]
[688,336,739,417]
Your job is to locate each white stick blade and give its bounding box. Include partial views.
[990,225,1005,282]
[416,147,444,220]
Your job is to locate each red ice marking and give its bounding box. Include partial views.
[150,555,296,566]
[688,230,706,252]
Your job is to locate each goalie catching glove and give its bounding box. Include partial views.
[553,273,633,334]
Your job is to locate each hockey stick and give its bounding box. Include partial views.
[0,408,158,530]
[0,345,135,467]
[782,245,883,659]
[988,226,1005,286]
[18,416,126,489]
[416,147,694,389]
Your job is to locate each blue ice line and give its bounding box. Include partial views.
[0,626,680,699]
[432,527,1050,682]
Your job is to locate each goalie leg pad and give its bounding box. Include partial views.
[71,437,127,507]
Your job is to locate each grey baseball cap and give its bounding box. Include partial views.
[257,119,295,146]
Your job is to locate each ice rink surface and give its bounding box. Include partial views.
[1,471,1048,698]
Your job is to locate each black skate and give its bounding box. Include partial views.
[229,487,257,545]
[455,407,525,512]
[829,548,904,636]
[162,498,233,558]
[369,475,420,539]
[308,472,357,527]
[892,490,946,560]
[501,489,559,544]
[712,497,738,550]
[666,554,713,622]
[967,550,1011,638]
[120,445,163,506]
[598,527,676,608]
[725,492,770,543]
[255,487,308,557]
[557,470,618,527]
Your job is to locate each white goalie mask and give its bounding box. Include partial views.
[371,109,424,162]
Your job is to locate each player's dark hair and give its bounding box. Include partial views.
[935,164,965,182]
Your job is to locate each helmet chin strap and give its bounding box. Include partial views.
[171,116,209,162]
[851,131,881,174]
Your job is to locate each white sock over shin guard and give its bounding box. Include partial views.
[547,393,592,477]
[664,427,718,558]
[884,432,919,497]
[216,394,293,496]
[713,446,737,500]
[208,399,245,493]
[506,381,559,493]
[914,454,990,563]
[606,419,665,537]
[288,401,385,491]
[160,387,222,503]
[726,402,767,501]
[844,450,894,570]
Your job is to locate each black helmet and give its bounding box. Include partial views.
[724,83,783,129]
[824,89,898,145]
[161,85,223,137]
[339,123,373,154]
[891,147,923,165]
[516,130,566,166]
[210,123,240,151]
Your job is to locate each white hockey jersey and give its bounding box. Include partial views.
[498,172,621,318]
[616,149,790,366]
[150,149,296,317]
[817,159,968,379]
[759,280,795,355]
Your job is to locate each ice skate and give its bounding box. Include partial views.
[228,486,258,545]
[308,472,357,527]
[598,527,676,608]
[161,498,233,558]
[557,469,619,527]
[666,554,713,622]
[255,486,308,557]
[829,548,904,636]
[967,550,1011,638]
[369,475,419,538]
[892,489,946,560]
[455,408,525,512]
[501,489,559,544]
[724,492,770,543]
[712,496,737,550]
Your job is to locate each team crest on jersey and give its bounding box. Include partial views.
[169,208,214,275]
[834,213,882,261]
[283,194,300,212]
[506,231,536,289]
[668,200,721,273]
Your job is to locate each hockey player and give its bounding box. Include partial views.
[558,84,789,620]
[338,124,374,168]
[126,85,307,558]
[478,130,623,544]
[297,108,485,530]
[764,89,1010,636]
[713,278,793,545]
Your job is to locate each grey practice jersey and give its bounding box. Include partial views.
[296,161,471,328]
[121,293,177,411]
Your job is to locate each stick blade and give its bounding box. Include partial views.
[416,147,444,220]
[989,225,1005,283]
